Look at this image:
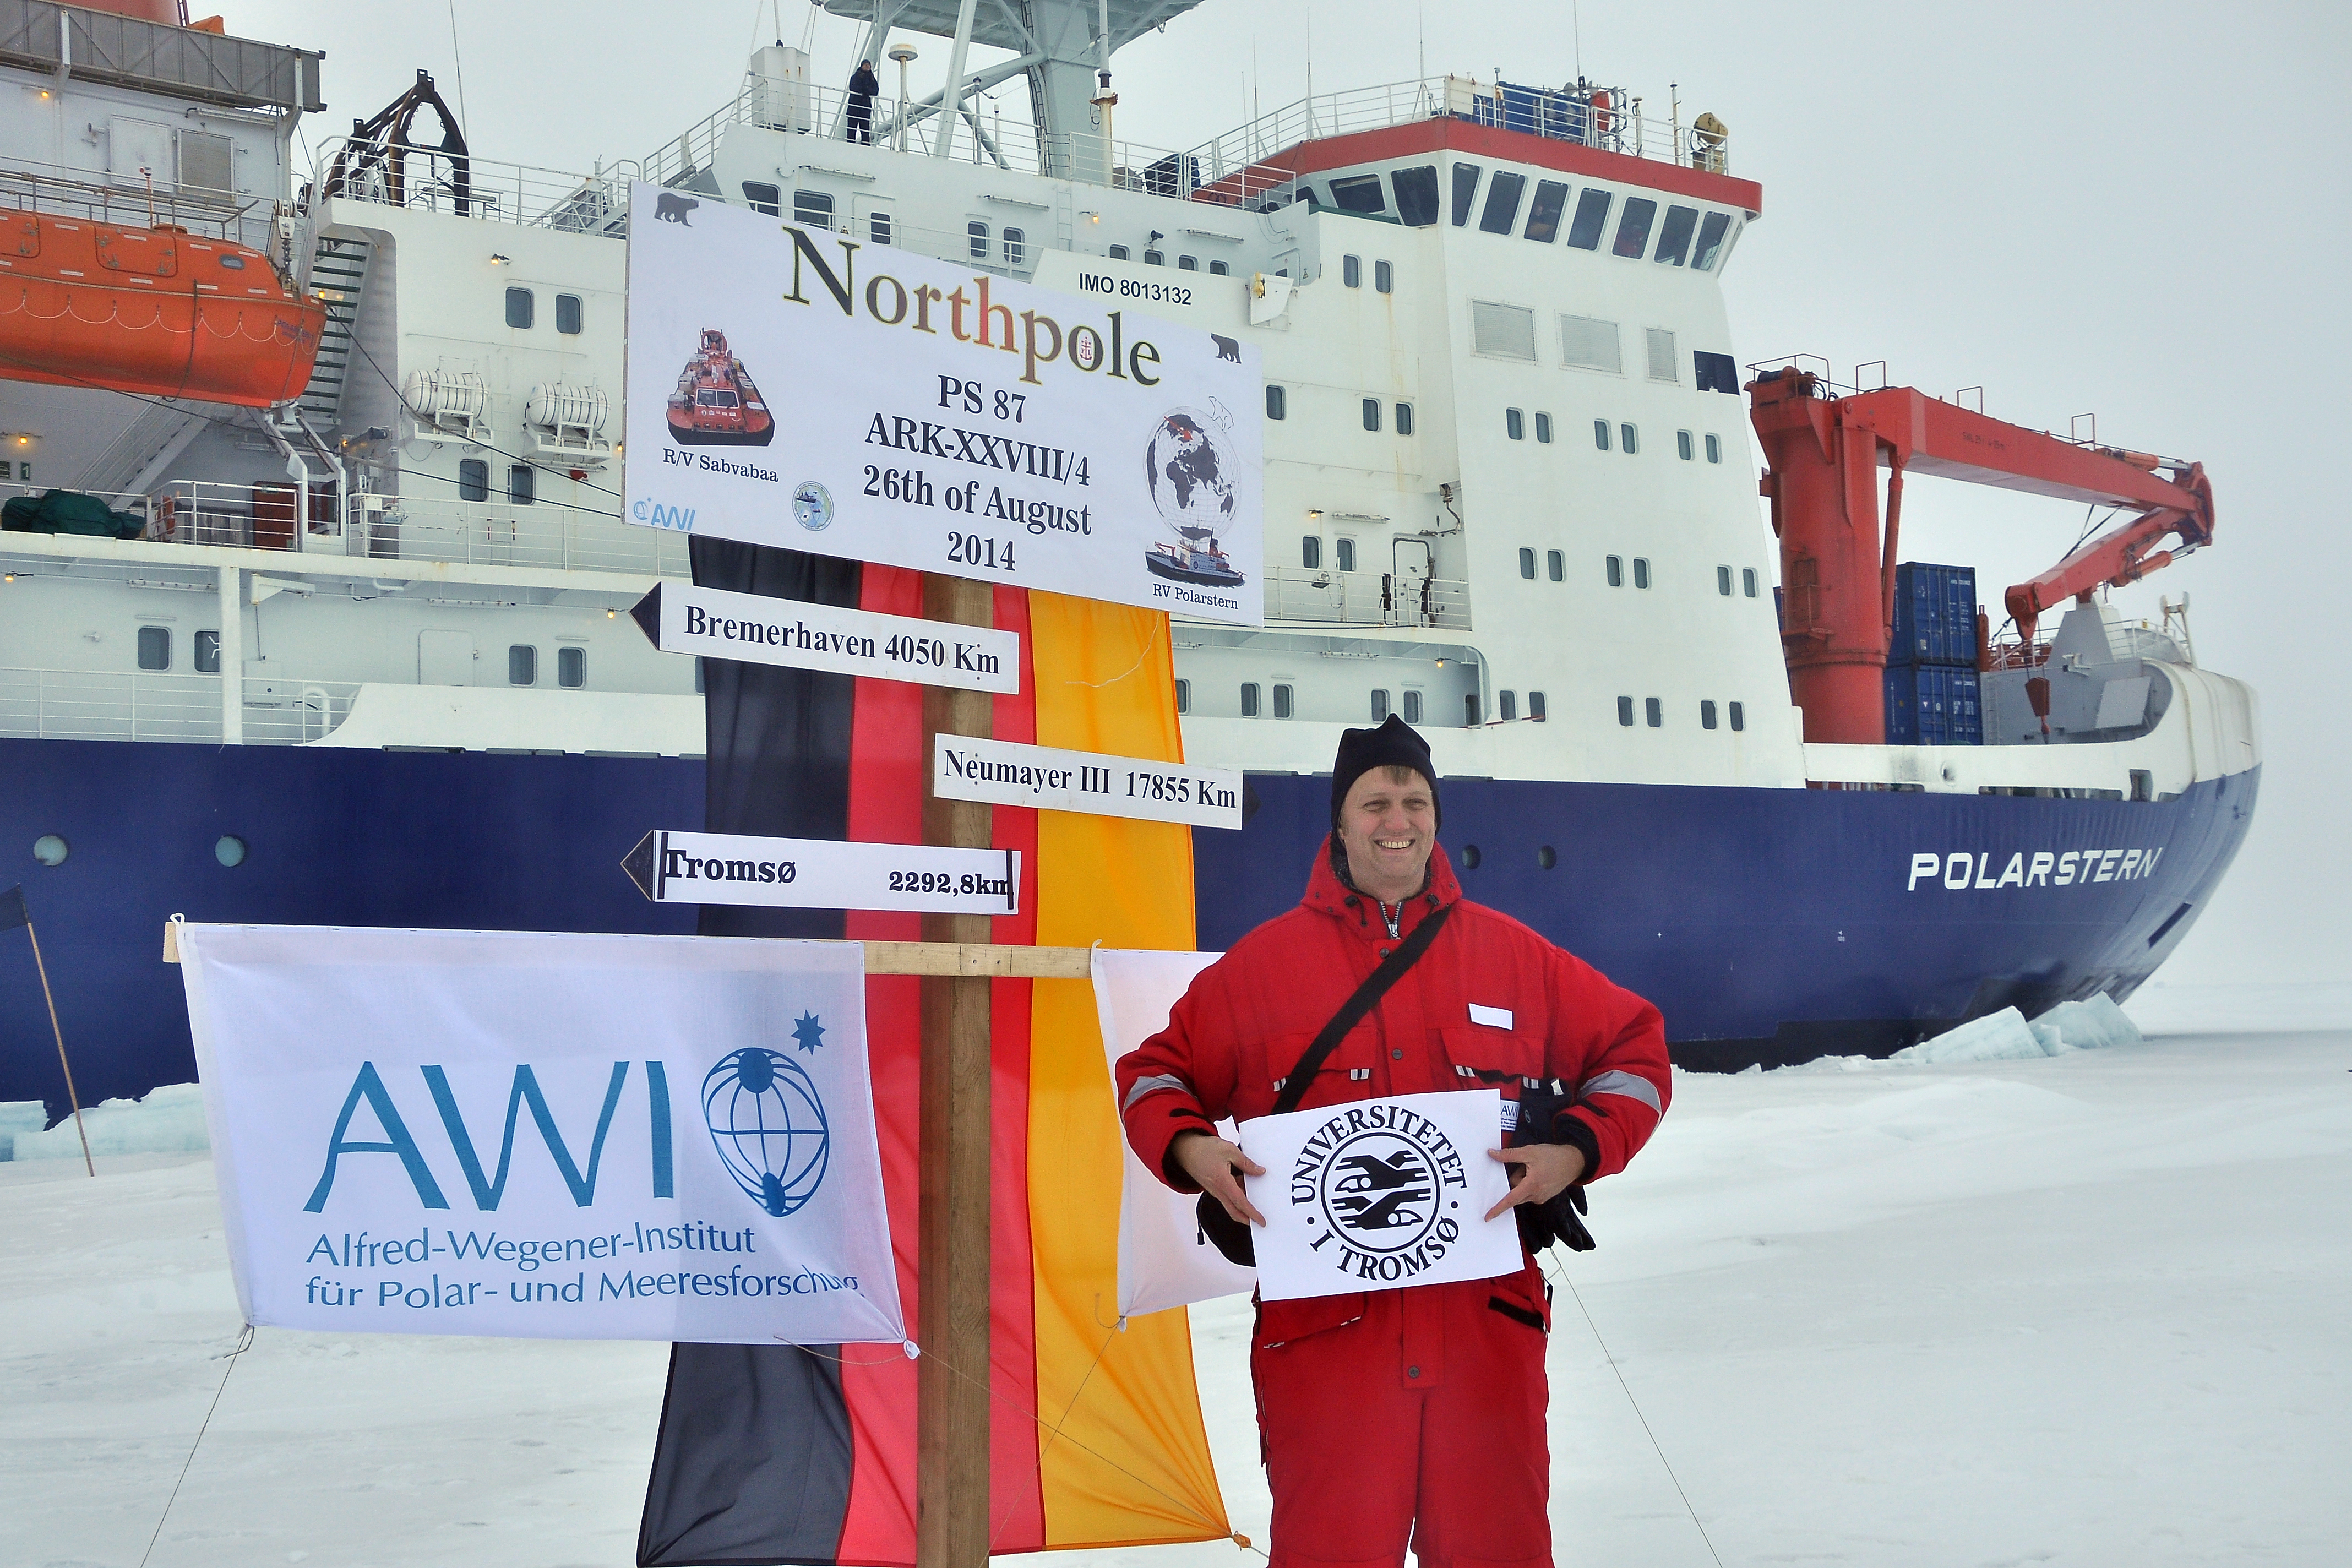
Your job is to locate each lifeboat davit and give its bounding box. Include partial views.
[0,213,326,407]
[666,329,775,446]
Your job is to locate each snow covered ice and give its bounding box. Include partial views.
[3,987,2345,1565]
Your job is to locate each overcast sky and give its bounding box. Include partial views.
[227,1,2348,985]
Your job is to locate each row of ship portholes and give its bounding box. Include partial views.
[31,834,247,868]
[1453,844,1559,872]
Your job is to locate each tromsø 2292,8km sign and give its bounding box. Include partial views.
[622,182,1264,623]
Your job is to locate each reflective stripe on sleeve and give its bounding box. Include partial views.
[1122,1072,1192,1112]
[1577,1069,1663,1114]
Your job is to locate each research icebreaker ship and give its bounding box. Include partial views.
[0,0,2257,1108]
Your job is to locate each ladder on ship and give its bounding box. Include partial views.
[296,235,375,426]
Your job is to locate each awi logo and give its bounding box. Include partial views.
[703,1013,832,1218]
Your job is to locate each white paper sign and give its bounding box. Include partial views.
[631,581,1020,694]
[933,735,1243,829]
[623,182,1264,623]
[623,829,1018,915]
[1239,1090,1519,1303]
[175,925,905,1345]
[1092,947,1255,1315]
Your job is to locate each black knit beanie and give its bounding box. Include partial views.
[1329,714,1441,829]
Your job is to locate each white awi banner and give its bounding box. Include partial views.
[1240,1090,1520,1304]
[623,182,1264,623]
[176,925,905,1345]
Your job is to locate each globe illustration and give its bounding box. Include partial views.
[702,1046,830,1218]
[1142,406,1240,540]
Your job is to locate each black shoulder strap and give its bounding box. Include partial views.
[1271,901,1453,1116]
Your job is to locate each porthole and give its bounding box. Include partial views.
[32,834,69,867]
[1537,846,1557,870]
[1460,844,1483,870]
[1645,696,1663,727]
[1616,696,1635,727]
[214,835,248,867]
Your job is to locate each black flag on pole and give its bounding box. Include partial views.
[0,884,28,932]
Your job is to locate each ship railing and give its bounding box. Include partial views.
[308,137,641,238]
[1264,564,1471,630]
[0,666,360,746]
[344,493,688,578]
[1983,630,2055,671]
[0,154,276,249]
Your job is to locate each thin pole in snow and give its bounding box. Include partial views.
[25,917,94,1177]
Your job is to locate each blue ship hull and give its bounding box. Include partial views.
[0,737,2256,1115]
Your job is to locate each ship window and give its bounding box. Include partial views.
[558,646,586,688]
[741,181,780,215]
[794,190,834,228]
[1547,549,1564,581]
[1109,244,1129,260]
[1266,385,1287,420]
[137,625,170,671]
[0,461,10,480]
[1524,179,1570,243]
[1460,844,1481,869]
[1376,260,1393,292]
[1403,689,1423,723]
[1653,204,1700,266]
[1464,692,1482,725]
[1518,548,1536,579]
[1560,314,1621,372]
[1178,254,1197,270]
[1329,173,1386,213]
[1240,682,1260,717]
[1534,412,1553,444]
[1471,300,1537,360]
[1678,430,1695,461]
[1210,259,1229,275]
[1617,695,1635,726]
[214,835,247,868]
[1743,567,1758,597]
[1729,701,1745,731]
[968,220,989,260]
[1645,696,1663,727]
[1529,690,1547,721]
[504,287,533,329]
[509,645,537,685]
[1717,565,1733,596]
[1004,228,1026,265]
[1362,398,1381,432]
[1371,689,1390,721]
[1634,557,1652,589]
[1392,165,1441,226]
[1621,423,1639,454]
[1606,555,1623,586]
[1505,408,1525,440]
[1693,211,1733,271]
[1594,420,1611,451]
[1302,536,1321,569]
[1479,170,1527,234]
[1175,678,1190,714]
[1450,162,1482,226]
[1500,690,1517,721]
[1273,683,1294,718]
[1612,197,1658,258]
[1695,351,1741,393]
[31,834,67,866]
[194,629,220,673]
[1336,538,1355,571]
[509,465,535,504]
[1566,187,1612,249]
[696,390,738,407]
[870,211,892,246]
[1647,329,1678,382]
[556,293,582,334]
[459,459,489,502]
[1343,254,1362,287]
[1708,433,1725,463]
[1701,699,1718,729]
[1144,250,1165,266]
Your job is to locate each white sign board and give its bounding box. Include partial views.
[175,925,905,1345]
[623,183,1264,623]
[1092,947,1256,1315]
[933,735,1243,829]
[624,830,1018,915]
[1239,1090,1520,1303]
[632,581,1019,694]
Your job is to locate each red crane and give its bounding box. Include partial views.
[1747,368,2215,744]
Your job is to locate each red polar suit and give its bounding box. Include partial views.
[1117,841,1670,1568]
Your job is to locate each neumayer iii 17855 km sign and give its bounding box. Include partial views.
[623,182,1265,624]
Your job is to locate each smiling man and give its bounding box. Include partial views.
[1116,714,1670,1568]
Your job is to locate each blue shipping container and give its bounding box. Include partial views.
[1891,561,1979,667]
[1885,664,1984,746]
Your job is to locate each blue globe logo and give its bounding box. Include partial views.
[703,1045,830,1217]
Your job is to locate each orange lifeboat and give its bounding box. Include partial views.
[0,212,327,407]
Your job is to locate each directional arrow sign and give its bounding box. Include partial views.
[931,735,1243,830]
[629,582,1021,694]
[623,830,1019,914]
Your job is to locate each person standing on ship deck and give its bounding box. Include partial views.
[846,60,880,145]
[1116,715,1672,1568]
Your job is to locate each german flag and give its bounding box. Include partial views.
[637,541,1227,1565]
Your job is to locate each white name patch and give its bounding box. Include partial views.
[1468,1003,1513,1030]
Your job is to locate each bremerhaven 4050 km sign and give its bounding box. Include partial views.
[623,182,1264,624]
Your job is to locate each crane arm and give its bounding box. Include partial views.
[2001,462,2213,644]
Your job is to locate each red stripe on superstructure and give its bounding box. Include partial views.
[1194,117,1763,215]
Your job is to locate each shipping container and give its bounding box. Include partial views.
[1885,663,1984,746]
[1891,561,1979,667]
